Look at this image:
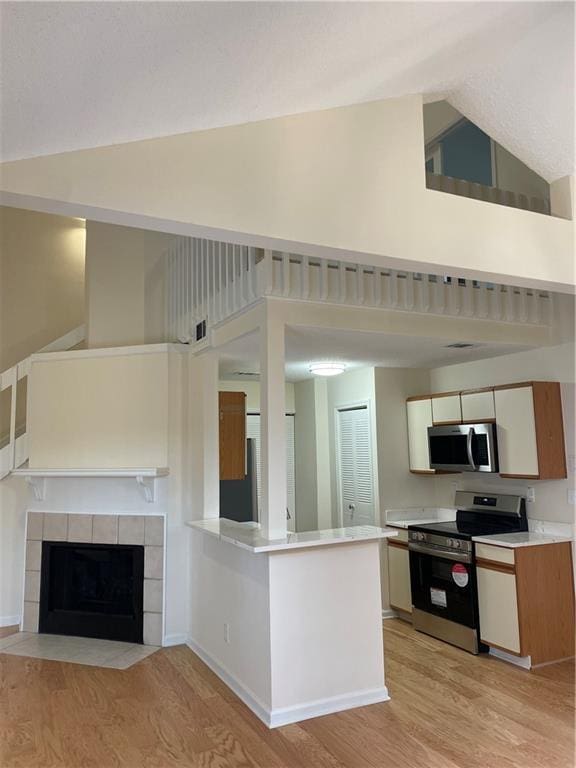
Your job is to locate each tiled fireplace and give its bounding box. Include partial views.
[23,512,164,646]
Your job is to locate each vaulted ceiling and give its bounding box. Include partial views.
[0,2,573,181]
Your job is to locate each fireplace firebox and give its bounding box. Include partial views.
[39,542,144,643]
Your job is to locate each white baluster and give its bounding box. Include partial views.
[373,268,382,307]
[320,259,329,300]
[301,255,310,300]
[356,265,364,305]
[282,252,291,297]
[405,272,415,310]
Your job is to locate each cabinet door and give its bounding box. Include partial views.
[431,394,462,424]
[461,390,495,422]
[219,391,246,480]
[494,386,538,477]
[406,399,433,473]
[388,542,412,613]
[477,565,521,653]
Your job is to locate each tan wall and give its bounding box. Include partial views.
[85,221,174,348]
[28,349,170,469]
[494,144,549,201]
[217,379,295,413]
[1,96,572,291]
[0,206,85,371]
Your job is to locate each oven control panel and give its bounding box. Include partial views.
[408,530,472,553]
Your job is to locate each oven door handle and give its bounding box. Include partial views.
[466,426,476,470]
[408,542,472,564]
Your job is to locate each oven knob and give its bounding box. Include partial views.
[447,538,453,547]
[453,540,461,549]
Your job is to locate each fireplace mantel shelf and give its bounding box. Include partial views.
[12,467,169,502]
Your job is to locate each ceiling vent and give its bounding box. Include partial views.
[444,342,476,349]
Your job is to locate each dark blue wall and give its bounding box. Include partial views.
[440,120,493,186]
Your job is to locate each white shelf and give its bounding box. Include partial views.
[12,467,169,478]
[12,467,169,502]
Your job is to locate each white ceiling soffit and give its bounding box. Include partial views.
[218,327,534,382]
[0,2,573,180]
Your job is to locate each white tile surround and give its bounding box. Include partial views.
[23,512,165,646]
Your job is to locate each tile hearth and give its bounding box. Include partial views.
[0,631,159,669]
[23,512,165,645]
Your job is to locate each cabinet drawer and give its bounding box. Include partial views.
[475,543,515,565]
[431,394,462,424]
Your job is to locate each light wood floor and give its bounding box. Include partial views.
[1,619,574,768]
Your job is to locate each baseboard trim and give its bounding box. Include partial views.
[489,647,532,670]
[186,637,272,725]
[163,633,188,647]
[186,636,389,728]
[268,686,390,728]
[0,615,20,628]
[382,609,397,620]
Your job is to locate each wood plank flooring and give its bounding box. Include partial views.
[1,619,574,768]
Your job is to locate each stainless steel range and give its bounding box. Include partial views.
[408,491,527,654]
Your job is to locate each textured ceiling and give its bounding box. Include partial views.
[218,327,532,382]
[0,2,573,180]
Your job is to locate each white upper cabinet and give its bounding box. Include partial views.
[461,390,495,422]
[494,385,539,477]
[431,394,462,424]
[406,398,433,473]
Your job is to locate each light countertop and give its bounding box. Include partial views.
[186,518,398,553]
[385,507,456,529]
[473,532,574,549]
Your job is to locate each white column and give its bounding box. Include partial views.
[202,351,220,518]
[260,306,287,538]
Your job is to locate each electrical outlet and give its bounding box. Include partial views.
[526,487,535,503]
[224,622,230,644]
[568,489,576,506]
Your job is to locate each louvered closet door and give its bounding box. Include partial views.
[337,406,375,527]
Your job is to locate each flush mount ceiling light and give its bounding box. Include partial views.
[309,362,347,377]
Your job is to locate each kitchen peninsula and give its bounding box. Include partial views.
[187,519,398,727]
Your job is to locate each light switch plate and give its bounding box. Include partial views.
[526,487,535,503]
[568,489,576,505]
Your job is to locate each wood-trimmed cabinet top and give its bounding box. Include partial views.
[406,381,566,480]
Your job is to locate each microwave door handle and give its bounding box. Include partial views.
[466,427,476,470]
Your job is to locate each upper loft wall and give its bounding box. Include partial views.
[85,221,174,348]
[0,206,85,371]
[0,95,573,292]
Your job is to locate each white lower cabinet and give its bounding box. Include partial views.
[388,534,412,614]
[476,565,520,653]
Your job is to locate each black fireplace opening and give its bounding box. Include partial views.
[39,542,144,643]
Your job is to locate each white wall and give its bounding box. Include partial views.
[85,221,174,348]
[2,95,573,291]
[431,342,575,524]
[217,379,295,413]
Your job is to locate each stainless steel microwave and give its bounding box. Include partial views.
[427,423,499,473]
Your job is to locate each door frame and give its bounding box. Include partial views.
[334,399,377,528]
